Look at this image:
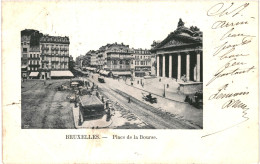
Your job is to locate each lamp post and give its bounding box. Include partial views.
[163,84,165,97]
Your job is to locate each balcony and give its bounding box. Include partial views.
[41,60,49,63]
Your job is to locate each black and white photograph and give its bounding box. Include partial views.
[21,5,203,129]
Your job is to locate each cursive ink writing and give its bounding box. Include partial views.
[220,27,255,40]
[207,2,249,17]
[206,58,255,86]
[212,20,248,29]
[222,99,249,110]
[203,2,253,138]
[213,37,252,57]
[209,83,249,100]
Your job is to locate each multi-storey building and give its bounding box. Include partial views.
[39,35,70,79]
[21,29,42,79]
[21,29,72,79]
[133,49,152,77]
[83,50,97,67]
[105,42,134,77]
[96,45,108,69]
[75,55,84,68]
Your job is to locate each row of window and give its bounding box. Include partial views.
[134,50,150,54]
[135,61,150,66]
[42,56,69,62]
[135,55,151,59]
[41,44,69,49]
[28,65,68,71]
[111,60,130,65]
[21,42,29,46]
[29,60,39,65]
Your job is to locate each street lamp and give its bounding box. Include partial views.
[163,84,165,97]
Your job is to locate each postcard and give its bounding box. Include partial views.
[2,0,258,163]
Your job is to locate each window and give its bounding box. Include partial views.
[30,54,32,58]
[120,60,123,64]
[23,48,27,52]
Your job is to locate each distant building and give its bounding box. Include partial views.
[21,29,72,79]
[75,55,84,68]
[69,55,75,71]
[105,42,134,77]
[83,50,98,68]
[133,49,152,77]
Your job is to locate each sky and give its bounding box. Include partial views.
[15,1,206,59]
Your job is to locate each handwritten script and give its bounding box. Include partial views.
[202,2,255,138]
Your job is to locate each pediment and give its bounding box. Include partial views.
[161,38,189,48]
[155,31,202,49]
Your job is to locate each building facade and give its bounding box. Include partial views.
[151,19,203,82]
[21,29,42,79]
[133,49,152,77]
[21,29,71,79]
[75,55,84,68]
[105,42,134,77]
[40,35,70,79]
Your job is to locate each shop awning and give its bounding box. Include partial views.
[51,71,74,77]
[85,67,96,71]
[112,71,131,76]
[21,65,27,69]
[29,72,39,77]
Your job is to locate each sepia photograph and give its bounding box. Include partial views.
[21,18,203,129]
[3,0,258,163]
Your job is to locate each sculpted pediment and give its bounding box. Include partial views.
[162,38,188,48]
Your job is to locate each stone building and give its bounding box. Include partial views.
[151,19,203,82]
[21,29,42,79]
[75,55,84,68]
[133,48,152,77]
[21,29,72,79]
[39,34,70,79]
[105,42,134,77]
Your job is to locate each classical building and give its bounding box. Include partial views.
[151,19,203,82]
[21,29,73,79]
[105,42,134,77]
[133,48,152,77]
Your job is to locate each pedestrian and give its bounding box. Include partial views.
[167,84,169,88]
[159,78,161,82]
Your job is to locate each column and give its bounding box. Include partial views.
[156,55,160,77]
[196,51,201,82]
[162,54,165,77]
[169,54,172,78]
[186,53,190,81]
[177,53,181,80]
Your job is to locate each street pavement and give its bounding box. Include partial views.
[86,73,202,129]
